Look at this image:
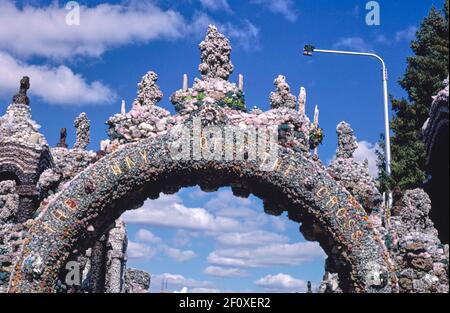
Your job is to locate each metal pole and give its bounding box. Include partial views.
[311,49,392,175]
[308,48,393,207]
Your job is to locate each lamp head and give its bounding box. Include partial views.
[303,44,315,56]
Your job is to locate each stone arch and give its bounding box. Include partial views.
[8,129,397,293]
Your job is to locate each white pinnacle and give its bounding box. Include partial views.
[298,87,306,115]
[121,100,126,115]
[183,74,188,91]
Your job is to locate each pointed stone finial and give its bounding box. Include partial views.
[12,76,30,105]
[314,105,319,126]
[74,112,90,150]
[269,75,297,110]
[132,71,163,107]
[298,87,306,115]
[198,25,234,80]
[336,121,358,159]
[56,128,68,148]
[183,74,189,91]
[121,100,126,115]
[238,74,244,92]
[313,105,320,158]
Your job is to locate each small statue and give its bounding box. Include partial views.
[12,76,30,105]
[307,281,312,293]
[56,128,68,148]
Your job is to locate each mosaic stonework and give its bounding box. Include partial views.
[0,26,448,294]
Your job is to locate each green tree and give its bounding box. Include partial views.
[381,1,449,191]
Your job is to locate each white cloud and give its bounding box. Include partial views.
[395,25,417,42]
[205,190,257,218]
[0,2,261,105]
[172,229,197,247]
[255,273,308,292]
[216,230,288,246]
[129,229,196,262]
[162,245,197,262]
[0,51,115,105]
[189,287,223,293]
[353,141,379,178]
[190,12,260,51]
[333,37,373,52]
[0,1,185,60]
[136,229,161,244]
[122,194,242,232]
[154,273,213,289]
[203,266,248,278]
[374,34,391,45]
[270,216,288,232]
[199,0,232,13]
[251,0,298,22]
[208,242,325,268]
[127,241,157,260]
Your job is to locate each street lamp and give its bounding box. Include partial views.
[303,45,392,205]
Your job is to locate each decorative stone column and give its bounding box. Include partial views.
[104,219,128,293]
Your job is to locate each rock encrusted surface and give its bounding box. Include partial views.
[171,25,245,114]
[328,122,382,213]
[74,113,90,150]
[270,75,297,110]
[0,181,19,224]
[0,222,31,292]
[105,103,174,150]
[335,122,358,159]
[105,220,128,293]
[125,268,151,293]
[0,103,47,147]
[390,189,449,293]
[319,272,342,293]
[199,25,234,80]
[132,71,164,107]
[1,25,448,294]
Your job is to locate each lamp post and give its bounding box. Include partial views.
[303,45,392,205]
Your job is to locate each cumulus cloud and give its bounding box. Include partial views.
[162,245,197,262]
[255,273,308,292]
[251,0,298,22]
[208,242,325,268]
[122,194,241,232]
[353,141,379,178]
[205,190,257,218]
[333,37,373,52]
[0,1,184,60]
[395,25,418,42]
[203,266,248,278]
[0,51,116,105]
[127,241,157,260]
[216,230,288,246]
[0,2,261,105]
[270,216,288,232]
[172,229,197,247]
[136,229,161,244]
[154,273,213,289]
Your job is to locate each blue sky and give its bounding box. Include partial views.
[0,0,443,292]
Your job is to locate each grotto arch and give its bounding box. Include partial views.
[8,130,397,293]
[6,24,400,293]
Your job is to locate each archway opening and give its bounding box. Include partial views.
[122,186,327,293]
[10,136,394,293]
